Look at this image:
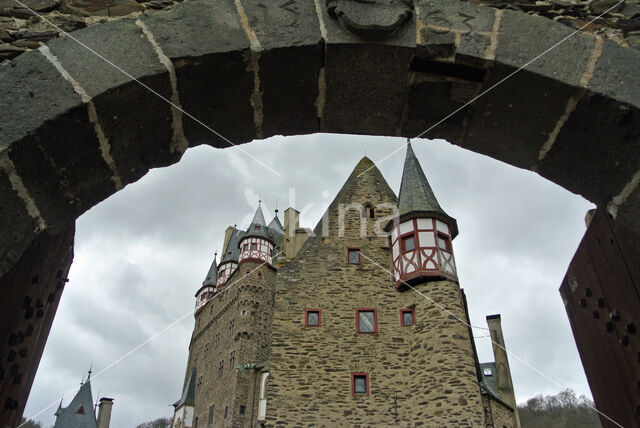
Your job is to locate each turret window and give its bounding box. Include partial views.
[251,243,258,250]
[400,309,415,326]
[208,405,214,424]
[356,309,378,334]
[402,235,415,252]
[305,309,322,327]
[347,248,361,264]
[437,233,451,252]
[351,373,370,396]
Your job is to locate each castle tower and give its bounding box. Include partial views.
[53,370,113,428]
[388,142,459,288]
[216,228,243,288]
[194,255,217,314]
[237,203,275,267]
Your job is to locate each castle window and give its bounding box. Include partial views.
[224,406,228,418]
[483,368,492,376]
[362,205,375,218]
[305,309,322,327]
[356,309,378,334]
[258,272,262,280]
[230,351,235,370]
[240,405,246,415]
[347,248,361,264]
[243,244,248,252]
[194,417,198,428]
[76,406,85,415]
[208,405,214,425]
[402,235,415,252]
[437,233,451,252]
[351,373,370,396]
[400,309,415,327]
[218,361,224,377]
[251,243,258,250]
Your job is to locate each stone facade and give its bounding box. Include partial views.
[173,156,519,427]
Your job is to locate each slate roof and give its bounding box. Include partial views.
[479,362,499,398]
[53,380,96,428]
[268,213,284,235]
[173,367,196,409]
[242,204,275,242]
[220,228,244,264]
[201,255,218,287]
[397,143,458,237]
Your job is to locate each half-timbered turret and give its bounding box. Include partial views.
[387,143,459,288]
[194,255,217,314]
[216,228,244,288]
[238,203,276,267]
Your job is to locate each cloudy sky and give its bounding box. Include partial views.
[23,133,594,427]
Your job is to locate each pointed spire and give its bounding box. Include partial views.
[87,362,92,381]
[397,143,458,237]
[268,207,284,234]
[250,202,267,227]
[243,201,273,242]
[202,253,218,286]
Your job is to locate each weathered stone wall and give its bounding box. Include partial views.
[185,260,277,427]
[266,159,486,426]
[489,397,516,428]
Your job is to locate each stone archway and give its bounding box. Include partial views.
[0,0,639,424]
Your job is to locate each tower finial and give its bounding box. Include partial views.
[87,362,93,381]
[275,199,279,215]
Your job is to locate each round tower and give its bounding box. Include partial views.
[387,142,459,289]
[238,203,276,267]
[217,228,243,288]
[195,254,217,314]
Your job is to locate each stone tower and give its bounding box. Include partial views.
[172,147,519,427]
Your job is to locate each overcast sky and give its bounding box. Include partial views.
[23,133,594,427]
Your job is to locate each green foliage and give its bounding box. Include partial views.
[518,389,602,428]
[135,416,172,428]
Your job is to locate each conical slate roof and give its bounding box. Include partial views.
[268,213,284,235]
[397,143,458,237]
[53,379,96,428]
[242,204,274,242]
[173,367,196,409]
[201,255,218,287]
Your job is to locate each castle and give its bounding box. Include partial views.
[171,144,520,427]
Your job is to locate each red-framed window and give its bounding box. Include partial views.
[400,309,415,326]
[347,247,361,265]
[351,372,370,396]
[305,309,322,327]
[401,233,415,252]
[437,232,452,252]
[356,308,378,334]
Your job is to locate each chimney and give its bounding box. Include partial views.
[222,226,235,255]
[96,398,114,428]
[486,315,521,428]
[284,208,300,238]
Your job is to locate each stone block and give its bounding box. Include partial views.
[241,0,321,50]
[588,39,640,109]
[0,49,83,150]
[47,19,177,184]
[0,168,39,280]
[140,0,255,147]
[538,92,640,207]
[494,9,595,87]
[417,0,495,33]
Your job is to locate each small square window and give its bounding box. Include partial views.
[351,373,370,396]
[437,233,451,252]
[239,405,246,415]
[401,309,415,327]
[402,235,415,252]
[251,243,258,250]
[347,248,360,264]
[356,309,377,334]
[243,244,248,251]
[483,368,493,376]
[305,309,322,327]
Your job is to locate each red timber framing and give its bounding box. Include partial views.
[216,262,237,287]
[304,309,322,327]
[195,286,215,314]
[351,373,370,396]
[238,236,274,266]
[389,217,457,288]
[559,210,640,428]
